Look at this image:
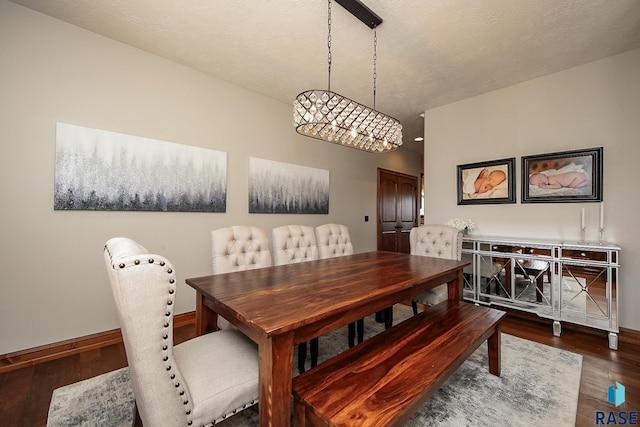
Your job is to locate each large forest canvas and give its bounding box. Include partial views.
[54,123,227,212]
[248,157,329,214]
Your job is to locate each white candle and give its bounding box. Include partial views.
[581,208,585,229]
[600,202,604,229]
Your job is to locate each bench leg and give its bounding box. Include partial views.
[487,329,501,376]
[293,395,307,427]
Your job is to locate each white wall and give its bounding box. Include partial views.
[423,48,640,331]
[0,1,421,355]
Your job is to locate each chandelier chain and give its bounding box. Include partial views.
[328,0,332,92]
[373,25,377,110]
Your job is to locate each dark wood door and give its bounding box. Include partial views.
[377,168,419,253]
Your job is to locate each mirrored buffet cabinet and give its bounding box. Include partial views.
[462,236,620,349]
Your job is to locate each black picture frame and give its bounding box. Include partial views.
[457,157,516,205]
[521,147,603,203]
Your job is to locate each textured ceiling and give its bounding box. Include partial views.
[10,0,640,154]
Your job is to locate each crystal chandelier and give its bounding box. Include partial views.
[293,0,402,153]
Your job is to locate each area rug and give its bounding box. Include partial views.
[48,305,582,427]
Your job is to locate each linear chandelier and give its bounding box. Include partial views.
[293,0,402,153]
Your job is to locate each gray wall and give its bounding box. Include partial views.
[0,1,421,354]
[423,48,640,331]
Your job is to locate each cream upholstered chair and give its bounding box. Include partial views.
[211,226,272,329]
[315,223,354,259]
[314,223,364,347]
[211,226,272,273]
[271,225,320,373]
[104,237,258,427]
[410,224,463,314]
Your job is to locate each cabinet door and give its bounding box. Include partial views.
[559,259,617,332]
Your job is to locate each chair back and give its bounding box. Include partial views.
[271,225,319,265]
[315,223,354,259]
[211,226,272,273]
[410,224,462,261]
[103,237,189,427]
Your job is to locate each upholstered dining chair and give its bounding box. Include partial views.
[314,223,365,348]
[271,225,320,373]
[410,224,463,314]
[211,226,272,329]
[103,237,258,427]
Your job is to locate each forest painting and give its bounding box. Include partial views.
[248,157,329,214]
[54,123,227,212]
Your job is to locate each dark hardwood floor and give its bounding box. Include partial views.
[1,312,638,426]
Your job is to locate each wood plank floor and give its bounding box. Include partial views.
[0,312,638,426]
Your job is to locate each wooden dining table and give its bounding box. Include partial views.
[185,250,468,427]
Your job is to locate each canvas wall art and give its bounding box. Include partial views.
[248,157,329,214]
[54,123,227,212]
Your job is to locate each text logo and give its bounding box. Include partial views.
[609,382,625,407]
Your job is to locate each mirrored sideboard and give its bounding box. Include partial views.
[462,235,620,349]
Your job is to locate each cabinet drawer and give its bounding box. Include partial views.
[562,249,607,261]
[490,244,552,257]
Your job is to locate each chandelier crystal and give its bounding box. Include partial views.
[293,0,402,153]
[293,90,402,153]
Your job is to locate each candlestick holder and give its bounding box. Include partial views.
[580,227,586,243]
[598,227,604,245]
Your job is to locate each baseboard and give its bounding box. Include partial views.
[0,311,196,374]
[1,310,637,374]
[619,326,640,346]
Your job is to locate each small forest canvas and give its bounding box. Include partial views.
[248,157,329,214]
[54,123,227,212]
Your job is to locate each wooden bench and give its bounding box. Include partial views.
[292,300,506,427]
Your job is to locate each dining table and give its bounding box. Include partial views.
[185,250,468,427]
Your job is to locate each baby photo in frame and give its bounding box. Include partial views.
[522,147,603,203]
[457,157,516,205]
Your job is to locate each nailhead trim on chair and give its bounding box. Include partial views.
[105,246,197,426]
[209,399,257,425]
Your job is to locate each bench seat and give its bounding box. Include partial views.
[292,300,506,427]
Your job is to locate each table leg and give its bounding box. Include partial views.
[487,327,501,376]
[259,332,294,427]
[195,293,218,336]
[447,268,464,301]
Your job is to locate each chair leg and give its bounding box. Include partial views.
[412,300,418,315]
[356,318,364,343]
[310,337,319,368]
[134,403,143,427]
[384,306,393,329]
[349,318,366,347]
[348,322,356,347]
[297,341,307,373]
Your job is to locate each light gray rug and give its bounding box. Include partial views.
[48,305,582,427]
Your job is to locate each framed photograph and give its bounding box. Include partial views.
[522,147,603,203]
[457,157,516,205]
